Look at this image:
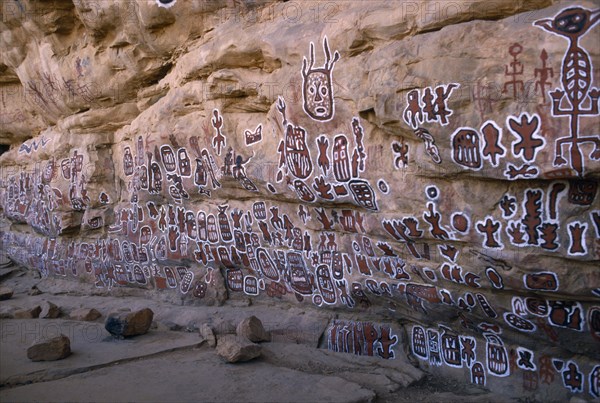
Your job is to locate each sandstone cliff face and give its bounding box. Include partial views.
[1,0,599,399]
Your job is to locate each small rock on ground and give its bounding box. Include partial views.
[0,286,14,300]
[105,308,154,337]
[216,335,262,363]
[14,305,41,319]
[70,308,102,321]
[40,301,61,318]
[27,334,71,361]
[199,323,216,348]
[236,315,271,343]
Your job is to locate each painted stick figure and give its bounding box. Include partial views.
[211,109,226,156]
[534,50,554,104]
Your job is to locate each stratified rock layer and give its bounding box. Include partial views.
[1,1,599,400]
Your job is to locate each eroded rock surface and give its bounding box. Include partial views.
[1,1,599,400]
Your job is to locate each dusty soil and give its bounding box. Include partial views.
[0,264,508,403]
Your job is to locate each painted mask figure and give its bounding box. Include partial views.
[471,362,486,385]
[136,136,145,166]
[485,333,509,377]
[180,271,194,294]
[331,251,343,280]
[160,145,176,173]
[291,228,303,250]
[111,239,123,261]
[427,329,442,366]
[362,237,375,257]
[43,158,56,183]
[217,205,233,242]
[185,212,197,240]
[276,97,314,180]
[287,251,312,295]
[452,128,482,169]
[227,269,244,291]
[193,279,206,299]
[590,365,600,398]
[284,127,313,180]
[168,226,179,252]
[234,229,246,251]
[123,147,134,176]
[548,300,584,331]
[441,327,462,367]
[207,214,219,243]
[150,161,162,193]
[412,326,428,359]
[349,180,378,211]
[133,265,146,284]
[562,362,584,393]
[525,297,549,317]
[253,202,267,220]
[197,211,207,241]
[61,158,73,181]
[115,265,128,285]
[257,248,279,281]
[524,272,558,291]
[177,148,191,177]
[589,307,600,341]
[302,37,339,121]
[122,241,133,263]
[568,179,597,205]
[217,246,233,268]
[155,236,167,260]
[194,158,207,187]
[244,276,259,296]
[332,135,351,182]
[316,264,336,304]
[139,165,148,189]
[294,180,316,202]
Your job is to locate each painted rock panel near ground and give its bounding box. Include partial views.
[1,0,599,400]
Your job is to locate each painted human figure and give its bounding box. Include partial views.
[232,154,251,179]
[535,7,600,176]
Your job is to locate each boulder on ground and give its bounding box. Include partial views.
[216,335,262,363]
[105,308,154,337]
[14,305,41,319]
[70,308,102,321]
[40,301,61,318]
[28,285,42,296]
[0,286,14,300]
[199,323,217,348]
[0,305,16,318]
[27,334,71,361]
[236,315,271,343]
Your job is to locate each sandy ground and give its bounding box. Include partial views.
[0,264,507,403]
